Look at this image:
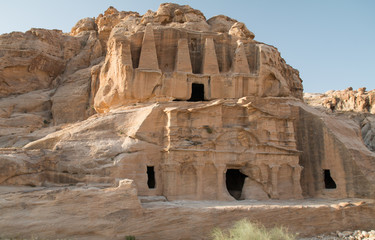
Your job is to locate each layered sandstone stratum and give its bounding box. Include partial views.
[0,3,374,240]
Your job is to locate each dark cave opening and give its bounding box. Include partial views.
[323,169,336,189]
[226,169,247,200]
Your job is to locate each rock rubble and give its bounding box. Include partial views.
[301,230,375,240]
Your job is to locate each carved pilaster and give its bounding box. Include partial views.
[269,164,280,199]
[290,164,303,198]
[193,162,205,200]
[161,163,180,199]
[214,164,226,200]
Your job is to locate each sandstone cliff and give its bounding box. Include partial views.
[0,3,374,240]
[304,88,375,153]
[0,25,103,147]
[304,87,375,114]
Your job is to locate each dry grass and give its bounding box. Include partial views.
[211,219,296,240]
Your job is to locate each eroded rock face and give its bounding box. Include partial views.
[2,96,375,200]
[361,116,375,152]
[0,89,53,148]
[304,88,375,114]
[0,2,373,199]
[0,29,66,97]
[0,189,373,240]
[292,101,375,198]
[0,4,375,238]
[0,17,104,147]
[304,88,375,153]
[0,180,142,239]
[6,98,303,200]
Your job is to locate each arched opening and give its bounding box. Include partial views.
[188,83,205,101]
[147,166,156,189]
[226,169,247,200]
[323,169,336,189]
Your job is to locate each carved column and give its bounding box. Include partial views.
[290,164,303,198]
[194,162,205,200]
[269,164,280,199]
[215,164,226,200]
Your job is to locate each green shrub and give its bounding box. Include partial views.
[125,236,136,240]
[211,219,296,240]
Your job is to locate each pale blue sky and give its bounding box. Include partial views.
[0,0,374,93]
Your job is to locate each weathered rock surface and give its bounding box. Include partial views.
[0,3,374,240]
[361,116,375,152]
[0,186,373,240]
[291,100,375,198]
[304,88,375,114]
[0,181,142,240]
[3,97,373,200]
[0,18,104,147]
[304,88,375,153]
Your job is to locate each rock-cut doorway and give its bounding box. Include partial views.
[188,83,205,101]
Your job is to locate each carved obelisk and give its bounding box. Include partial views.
[138,23,159,70]
[202,38,219,74]
[232,40,250,74]
[175,38,192,73]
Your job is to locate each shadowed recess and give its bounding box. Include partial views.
[226,169,247,200]
[188,83,205,102]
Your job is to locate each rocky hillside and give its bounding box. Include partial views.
[304,88,375,152]
[0,3,374,240]
[304,87,375,113]
[0,3,303,148]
